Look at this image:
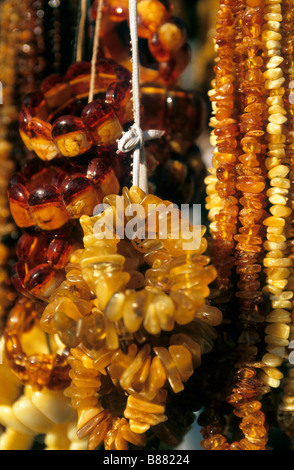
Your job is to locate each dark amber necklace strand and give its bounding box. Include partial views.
[205,0,240,296]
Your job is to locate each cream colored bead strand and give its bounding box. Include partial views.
[260,0,292,389]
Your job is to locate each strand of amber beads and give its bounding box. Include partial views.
[201,0,270,449]
[200,367,269,449]
[93,0,191,86]
[275,0,294,425]
[205,0,240,294]
[39,185,221,449]
[0,0,24,330]
[41,186,221,348]
[259,0,292,390]
[4,296,70,390]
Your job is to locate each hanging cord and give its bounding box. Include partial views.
[76,0,87,62]
[88,0,104,103]
[117,0,164,193]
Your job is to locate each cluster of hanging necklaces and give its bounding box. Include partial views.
[0,0,294,451]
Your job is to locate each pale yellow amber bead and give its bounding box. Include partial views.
[265,322,290,339]
[262,352,283,367]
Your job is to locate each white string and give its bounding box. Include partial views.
[76,0,87,62]
[117,0,164,193]
[88,0,104,103]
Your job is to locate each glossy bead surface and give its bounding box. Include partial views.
[52,116,92,157]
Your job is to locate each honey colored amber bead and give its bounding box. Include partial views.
[18,93,47,148]
[137,0,170,39]
[148,17,187,63]
[8,177,34,229]
[81,99,123,146]
[102,0,129,22]
[51,115,92,157]
[61,174,100,218]
[28,185,70,230]
[64,61,92,97]
[28,118,61,161]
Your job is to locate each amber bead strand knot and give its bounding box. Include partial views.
[205,0,240,295]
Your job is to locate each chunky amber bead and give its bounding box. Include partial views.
[8,153,121,232]
[102,0,129,23]
[137,0,171,39]
[51,115,92,157]
[28,185,69,231]
[148,17,187,63]
[81,99,122,146]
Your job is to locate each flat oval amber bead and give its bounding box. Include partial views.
[64,61,92,96]
[24,264,65,300]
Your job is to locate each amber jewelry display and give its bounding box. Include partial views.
[200,0,294,450]
[3,0,294,452]
[91,0,191,86]
[39,185,222,449]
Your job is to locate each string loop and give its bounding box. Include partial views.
[117,0,164,193]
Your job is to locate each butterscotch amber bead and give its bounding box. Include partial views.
[52,115,92,157]
[148,17,187,62]
[137,0,170,39]
[28,118,60,161]
[81,99,122,146]
[28,185,70,230]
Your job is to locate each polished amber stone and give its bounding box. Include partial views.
[28,118,60,161]
[51,115,92,157]
[81,99,123,146]
[28,185,70,230]
[148,17,187,63]
[137,0,171,39]
[61,174,100,217]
